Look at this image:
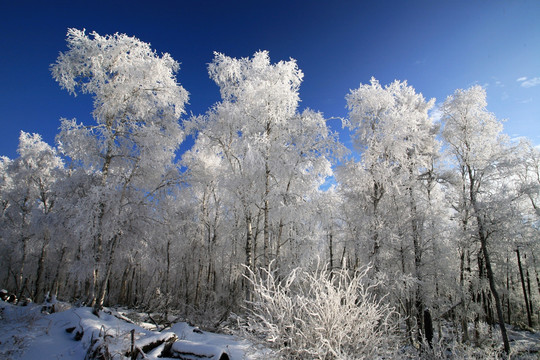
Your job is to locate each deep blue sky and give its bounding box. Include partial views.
[1,0,539,159]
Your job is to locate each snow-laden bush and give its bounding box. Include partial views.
[241,262,399,359]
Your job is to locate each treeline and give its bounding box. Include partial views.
[1,29,539,355]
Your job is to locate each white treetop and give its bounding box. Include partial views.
[441,85,505,170]
[346,77,436,179]
[51,28,188,188]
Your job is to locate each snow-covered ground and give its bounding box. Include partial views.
[0,301,254,359]
[1,299,539,359]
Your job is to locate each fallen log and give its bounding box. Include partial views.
[125,332,177,359]
[160,339,229,359]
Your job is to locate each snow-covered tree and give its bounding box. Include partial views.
[340,78,439,342]
[344,77,436,267]
[441,85,512,353]
[50,28,188,308]
[0,132,64,301]
[183,51,343,304]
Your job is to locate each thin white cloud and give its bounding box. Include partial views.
[511,136,528,144]
[429,103,443,123]
[520,98,532,104]
[517,76,527,82]
[490,76,504,87]
[520,77,540,88]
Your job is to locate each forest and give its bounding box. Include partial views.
[1,29,539,358]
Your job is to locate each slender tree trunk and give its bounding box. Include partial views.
[460,249,470,342]
[276,218,284,265]
[194,258,202,308]
[480,240,509,352]
[401,245,413,343]
[506,255,511,324]
[95,234,119,310]
[409,184,424,341]
[328,232,334,271]
[34,230,50,302]
[118,265,130,305]
[340,246,347,269]
[51,246,66,298]
[89,237,101,307]
[472,251,480,346]
[263,163,270,268]
[244,215,254,302]
[89,201,108,307]
[516,248,533,327]
[371,181,383,273]
[164,238,171,313]
[468,165,510,354]
[524,253,534,325]
[17,236,29,300]
[263,120,271,269]
[90,127,114,308]
[531,252,540,299]
[3,253,12,289]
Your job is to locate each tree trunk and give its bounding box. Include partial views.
[95,234,119,310]
[164,238,171,313]
[263,120,271,269]
[524,253,534,325]
[51,246,66,298]
[17,235,29,301]
[263,164,270,269]
[244,215,254,302]
[468,165,510,354]
[459,249,469,342]
[90,128,114,308]
[401,245,413,343]
[409,184,424,341]
[516,248,533,327]
[480,240,509,351]
[276,218,284,265]
[370,181,383,273]
[328,232,334,272]
[34,230,50,303]
[118,265,130,305]
[531,252,540,299]
[506,255,511,324]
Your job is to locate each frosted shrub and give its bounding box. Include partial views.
[241,262,399,359]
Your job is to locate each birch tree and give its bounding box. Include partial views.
[50,28,188,309]
[343,78,438,340]
[441,85,511,354]
[0,132,64,301]
[184,51,342,302]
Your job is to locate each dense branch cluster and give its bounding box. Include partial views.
[1,29,539,357]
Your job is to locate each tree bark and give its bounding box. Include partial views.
[516,248,533,327]
[409,184,424,341]
[263,163,270,269]
[468,165,510,354]
[51,246,66,298]
[95,233,119,310]
[506,255,511,324]
[328,232,334,272]
[370,181,383,273]
[244,215,254,302]
[263,120,271,269]
[524,253,534,326]
[459,248,470,342]
[34,230,50,303]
